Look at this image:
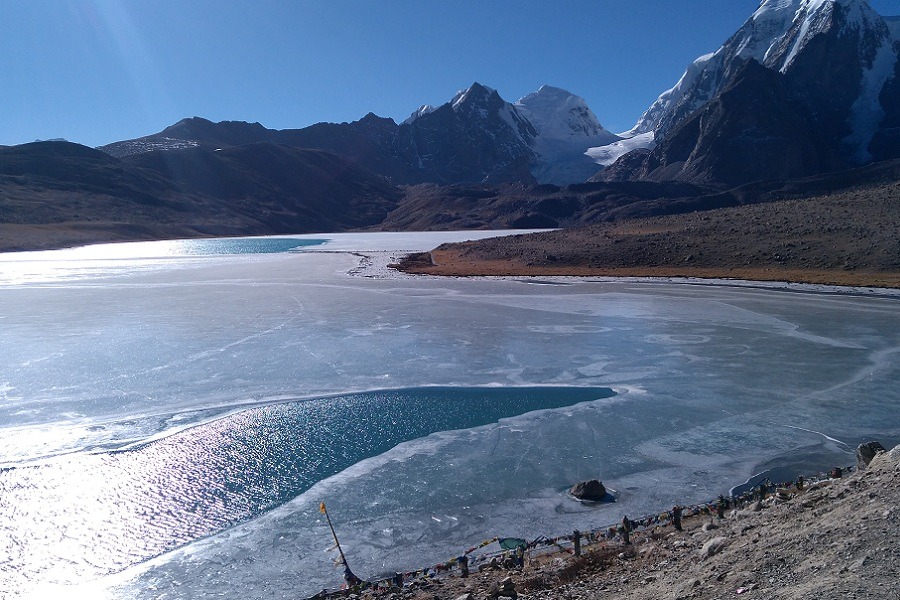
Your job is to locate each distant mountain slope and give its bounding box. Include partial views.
[124,143,401,231]
[379,157,900,231]
[0,141,402,251]
[0,141,174,208]
[3,142,900,256]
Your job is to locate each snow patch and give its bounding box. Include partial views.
[745,1,803,64]
[734,0,838,73]
[586,131,656,167]
[498,104,526,137]
[402,105,436,125]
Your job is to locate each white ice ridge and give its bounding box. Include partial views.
[780,424,852,448]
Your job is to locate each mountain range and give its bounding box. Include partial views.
[96,0,899,190]
[100,83,617,187]
[1,0,899,251]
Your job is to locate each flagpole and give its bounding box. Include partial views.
[320,502,350,571]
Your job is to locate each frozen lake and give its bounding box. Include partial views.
[1,231,899,598]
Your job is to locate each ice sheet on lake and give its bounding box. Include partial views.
[2,230,899,598]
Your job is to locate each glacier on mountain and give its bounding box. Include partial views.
[514,85,620,184]
[585,132,655,167]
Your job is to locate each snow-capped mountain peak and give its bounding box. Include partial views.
[401,83,501,125]
[395,83,618,184]
[450,82,499,111]
[632,0,849,135]
[514,85,617,143]
[507,85,620,184]
[750,0,890,73]
[597,0,900,185]
[629,0,898,162]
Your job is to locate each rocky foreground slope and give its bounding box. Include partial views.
[353,445,900,600]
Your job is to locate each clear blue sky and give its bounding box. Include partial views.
[2,0,897,148]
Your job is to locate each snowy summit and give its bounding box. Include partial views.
[580,0,900,171]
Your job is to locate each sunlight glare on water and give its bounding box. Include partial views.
[0,236,326,285]
[0,387,613,593]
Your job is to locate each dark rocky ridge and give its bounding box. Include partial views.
[100,83,541,187]
[0,141,402,251]
[380,157,900,232]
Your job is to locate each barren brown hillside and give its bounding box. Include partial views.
[396,180,900,289]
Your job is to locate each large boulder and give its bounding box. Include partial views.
[569,479,607,501]
[857,441,887,470]
[700,537,728,560]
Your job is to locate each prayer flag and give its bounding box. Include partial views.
[320,502,327,514]
[499,538,527,550]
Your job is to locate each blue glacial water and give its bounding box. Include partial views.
[157,237,327,255]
